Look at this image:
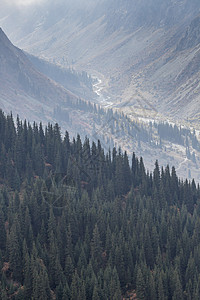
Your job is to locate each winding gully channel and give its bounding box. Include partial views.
[92,76,113,108]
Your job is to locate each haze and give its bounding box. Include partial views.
[1,0,46,6]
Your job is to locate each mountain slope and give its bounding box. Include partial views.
[0,27,79,123]
[0,28,200,183]
[1,1,200,123]
[26,52,95,101]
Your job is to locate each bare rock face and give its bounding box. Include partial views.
[176,15,200,51]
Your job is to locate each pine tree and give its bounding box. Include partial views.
[65,255,74,285]
[8,217,22,282]
[62,282,70,300]
[92,282,100,300]
[71,270,79,300]
[91,224,102,272]
[0,206,6,251]
[172,270,183,300]
[136,267,146,300]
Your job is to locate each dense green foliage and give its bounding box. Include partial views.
[0,110,200,299]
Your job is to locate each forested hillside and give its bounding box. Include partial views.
[26,53,95,100]
[0,110,200,299]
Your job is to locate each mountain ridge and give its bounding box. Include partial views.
[2,1,200,123]
[0,27,79,123]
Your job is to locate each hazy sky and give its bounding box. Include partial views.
[1,0,94,8]
[5,0,46,6]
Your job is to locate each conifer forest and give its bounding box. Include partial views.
[0,110,200,299]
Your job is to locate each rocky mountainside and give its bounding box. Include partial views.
[1,3,200,182]
[26,53,95,101]
[1,0,200,123]
[0,27,79,123]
